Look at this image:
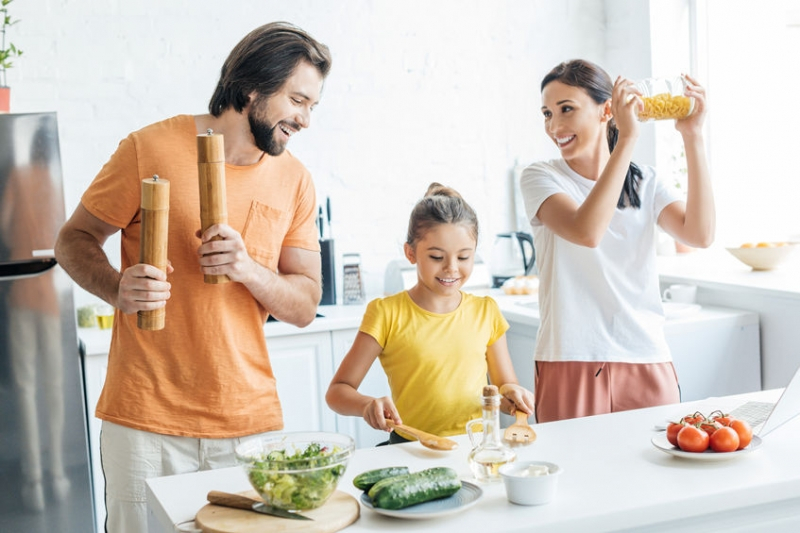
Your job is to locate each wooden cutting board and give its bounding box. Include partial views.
[195,490,359,533]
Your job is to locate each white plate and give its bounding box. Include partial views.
[663,302,702,319]
[651,432,763,461]
[360,480,483,519]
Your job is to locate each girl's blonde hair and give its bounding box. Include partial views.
[406,182,479,247]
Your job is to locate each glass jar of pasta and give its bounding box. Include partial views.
[634,76,694,121]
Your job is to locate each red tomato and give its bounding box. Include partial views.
[677,425,710,453]
[713,415,733,426]
[729,419,753,449]
[682,413,704,425]
[709,426,740,453]
[666,422,683,446]
[700,420,720,436]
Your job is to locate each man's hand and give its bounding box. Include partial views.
[116,263,173,314]
[196,223,257,283]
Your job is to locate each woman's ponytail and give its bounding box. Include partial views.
[607,118,643,209]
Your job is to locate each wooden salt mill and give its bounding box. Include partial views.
[138,174,170,330]
[197,129,230,284]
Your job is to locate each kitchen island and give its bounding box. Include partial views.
[146,389,800,533]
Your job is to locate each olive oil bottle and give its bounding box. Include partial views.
[467,385,516,482]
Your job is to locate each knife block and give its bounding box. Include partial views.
[320,239,336,305]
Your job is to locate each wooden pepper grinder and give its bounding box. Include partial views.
[138,174,170,330]
[197,129,229,284]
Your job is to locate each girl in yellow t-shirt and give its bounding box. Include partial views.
[326,183,534,443]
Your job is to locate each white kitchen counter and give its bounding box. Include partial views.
[658,247,800,299]
[79,303,367,355]
[146,388,800,533]
[657,247,800,390]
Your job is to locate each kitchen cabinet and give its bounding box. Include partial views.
[80,330,109,533]
[494,295,762,411]
[657,249,800,390]
[505,315,539,395]
[268,331,337,433]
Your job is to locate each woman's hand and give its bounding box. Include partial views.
[610,76,642,141]
[675,73,707,138]
[362,396,401,431]
[498,383,535,416]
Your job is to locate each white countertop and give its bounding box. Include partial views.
[657,247,800,299]
[146,388,800,533]
[78,303,368,355]
[80,292,757,356]
[490,290,758,331]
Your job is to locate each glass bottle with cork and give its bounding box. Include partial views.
[466,384,516,482]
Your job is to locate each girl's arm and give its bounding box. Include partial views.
[536,77,641,247]
[486,334,535,415]
[325,332,401,431]
[658,74,715,248]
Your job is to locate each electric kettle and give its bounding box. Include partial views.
[489,232,535,287]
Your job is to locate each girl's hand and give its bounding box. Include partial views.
[611,76,642,141]
[362,396,401,431]
[675,73,707,137]
[498,383,535,416]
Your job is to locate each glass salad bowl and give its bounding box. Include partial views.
[235,431,355,511]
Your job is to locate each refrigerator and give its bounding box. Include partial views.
[0,113,96,532]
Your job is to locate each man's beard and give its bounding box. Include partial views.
[248,111,285,156]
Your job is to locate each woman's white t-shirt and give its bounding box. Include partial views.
[520,159,681,364]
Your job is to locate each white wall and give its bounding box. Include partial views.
[9,0,651,307]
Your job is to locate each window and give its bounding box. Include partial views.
[691,0,800,245]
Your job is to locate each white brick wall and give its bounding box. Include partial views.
[9,0,627,305]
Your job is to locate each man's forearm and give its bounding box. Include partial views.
[55,228,121,306]
[242,261,320,327]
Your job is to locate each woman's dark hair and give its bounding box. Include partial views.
[541,59,642,209]
[208,22,332,116]
[406,182,479,247]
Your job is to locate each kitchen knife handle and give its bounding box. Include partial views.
[326,196,333,238]
[207,490,259,510]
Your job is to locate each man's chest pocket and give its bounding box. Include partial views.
[241,201,292,270]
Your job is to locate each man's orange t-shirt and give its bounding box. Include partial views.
[82,115,320,438]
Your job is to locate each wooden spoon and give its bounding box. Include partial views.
[503,411,537,445]
[384,419,458,451]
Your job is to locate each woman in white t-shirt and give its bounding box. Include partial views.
[520,59,714,423]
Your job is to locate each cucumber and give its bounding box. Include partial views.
[367,467,461,510]
[352,466,410,491]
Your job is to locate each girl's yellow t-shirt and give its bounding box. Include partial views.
[359,291,509,437]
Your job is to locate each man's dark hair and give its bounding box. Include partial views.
[208,22,332,116]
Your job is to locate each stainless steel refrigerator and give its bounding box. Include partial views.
[0,113,95,531]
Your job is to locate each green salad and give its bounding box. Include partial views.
[247,442,348,510]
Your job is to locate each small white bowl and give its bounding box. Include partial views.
[499,461,562,506]
[725,243,798,271]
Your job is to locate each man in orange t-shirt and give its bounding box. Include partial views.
[55,22,332,533]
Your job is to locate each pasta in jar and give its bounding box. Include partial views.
[634,76,695,121]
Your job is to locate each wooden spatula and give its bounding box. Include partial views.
[503,411,537,445]
[384,419,458,451]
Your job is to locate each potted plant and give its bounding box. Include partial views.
[0,0,22,113]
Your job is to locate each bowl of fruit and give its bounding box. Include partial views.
[725,241,798,271]
[235,431,354,511]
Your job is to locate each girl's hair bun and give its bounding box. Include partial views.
[424,182,463,199]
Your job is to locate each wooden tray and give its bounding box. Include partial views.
[195,490,359,533]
